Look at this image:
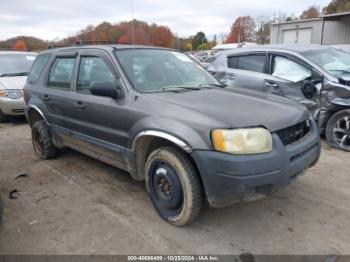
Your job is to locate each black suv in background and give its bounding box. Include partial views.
[24,45,320,226]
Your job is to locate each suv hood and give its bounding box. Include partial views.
[0,76,27,90]
[146,87,309,132]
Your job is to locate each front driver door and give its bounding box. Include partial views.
[66,50,127,167]
[264,53,321,115]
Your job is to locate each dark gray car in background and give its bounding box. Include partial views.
[24,44,320,226]
[208,45,350,151]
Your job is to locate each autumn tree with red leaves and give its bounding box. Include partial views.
[12,40,28,51]
[225,16,256,43]
[300,6,320,19]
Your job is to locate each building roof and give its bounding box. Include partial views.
[270,18,321,26]
[321,11,350,20]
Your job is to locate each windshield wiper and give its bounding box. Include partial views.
[161,85,201,92]
[199,83,226,88]
[0,72,29,77]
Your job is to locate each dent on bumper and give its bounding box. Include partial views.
[0,98,25,115]
[191,122,321,208]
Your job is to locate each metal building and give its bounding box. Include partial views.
[270,11,350,45]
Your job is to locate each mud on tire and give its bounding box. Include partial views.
[31,120,58,159]
[145,147,203,226]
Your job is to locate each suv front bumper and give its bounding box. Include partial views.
[191,120,320,208]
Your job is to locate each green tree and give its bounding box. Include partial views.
[192,32,208,50]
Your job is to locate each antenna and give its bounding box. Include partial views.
[131,0,135,47]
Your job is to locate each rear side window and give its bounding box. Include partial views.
[28,54,50,84]
[228,55,266,73]
[48,57,75,89]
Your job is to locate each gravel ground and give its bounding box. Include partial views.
[0,120,349,255]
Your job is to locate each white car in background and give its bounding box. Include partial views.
[0,51,36,122]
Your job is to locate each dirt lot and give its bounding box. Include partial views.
[0,119,350,255]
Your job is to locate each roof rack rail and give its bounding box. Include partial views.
[75,40,133,46]
[48,44,65,49]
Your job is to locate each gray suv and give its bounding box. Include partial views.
[209,45,350,151]
[24,45,320,226]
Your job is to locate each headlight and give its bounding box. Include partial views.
[0,89,23,99]
[212,128,273,154]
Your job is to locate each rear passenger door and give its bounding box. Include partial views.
[221,52,268,91]
[66,50,127,164]
[42,53,77,130]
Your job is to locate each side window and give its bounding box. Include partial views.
[28,54,50,84]
[228,55,266,73]
[77,57,115,93]
[48,57,75,90]
[272,56,311,82]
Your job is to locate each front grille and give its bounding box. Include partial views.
[275,120,310,145]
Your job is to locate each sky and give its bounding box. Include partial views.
[0,0,331,41]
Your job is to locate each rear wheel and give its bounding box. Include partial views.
[145,147,203,226]
[0,109,7,123]
[326,109,350,152]
[31,120,58,159]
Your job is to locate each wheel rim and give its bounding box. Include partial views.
[149,161,183,213]
[33,130,44,155]
[333,116,350,150]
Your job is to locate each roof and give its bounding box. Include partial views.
[220,44,331,55]
[321,11,350,20]
[270,18,322,26]
[42,44,173,54]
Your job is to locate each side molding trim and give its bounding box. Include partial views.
[132,130,192,153]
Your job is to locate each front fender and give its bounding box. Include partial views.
[127,116,211,151]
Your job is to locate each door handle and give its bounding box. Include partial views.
[42,94,50,101]
[73,101,85,109]
[264,82,279,88]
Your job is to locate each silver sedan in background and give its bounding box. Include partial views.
[0,51,37,122]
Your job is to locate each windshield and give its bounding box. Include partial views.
[114,49,221,93]
[303,48,350,78]
[0,53,36,77]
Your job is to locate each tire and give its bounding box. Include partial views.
[0,109,7,123]
[145,147,203,226]
[31,120,58,159]
[326,109,350,152]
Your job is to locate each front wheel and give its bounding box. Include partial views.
[145,147,203,226]
[326,109,350,152]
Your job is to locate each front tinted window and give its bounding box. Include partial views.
[48,57,75,89]
[28,54,50,84]
[114,49,220,93]
[77,57,115,93]
[272,56,311,82]
[228,55,266,73]
[0,54,36,77]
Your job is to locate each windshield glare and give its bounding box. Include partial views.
[0,54,36,76]
[114,49,221,93]
[303,48,350,78]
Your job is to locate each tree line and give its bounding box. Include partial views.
[0,0,348,52]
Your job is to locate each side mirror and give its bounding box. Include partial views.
[90,81,122,99]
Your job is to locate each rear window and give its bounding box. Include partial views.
[28,54,50,84]
[228,54,266,73]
